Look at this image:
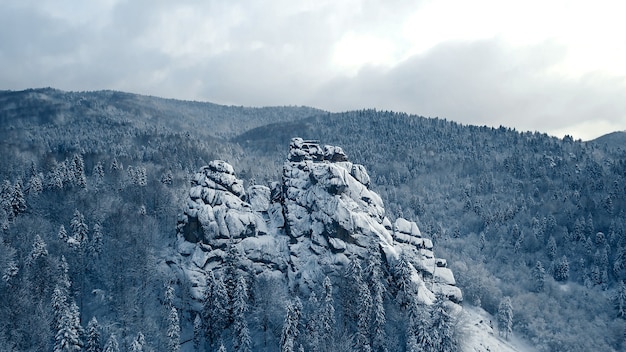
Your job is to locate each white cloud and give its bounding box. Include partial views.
[1,0,625,140]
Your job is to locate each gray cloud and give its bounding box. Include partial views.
[1,1,624,140]
[308,39,626,139]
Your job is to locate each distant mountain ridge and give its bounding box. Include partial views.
[592,131,626,147]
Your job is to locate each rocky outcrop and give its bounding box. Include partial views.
[176,138,462,305]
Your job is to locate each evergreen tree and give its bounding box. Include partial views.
[165,283,175,309]
[344,257,373,352]
[27,234,49,265]
[58,225,68,242]
[50,163,64,189]
[554,255,570,282]
[547,236,557,261]
[89,223,103,257]
[51,284,69,341]
[407,300,431,352]
[130,332,145,352]
[430,297,458,352]
[394,256,417,309]
[355,274,373,352]
[103,335,119,352]
[203,271,228,344]
[27,235,51,298]
[11,180,26,217]
[193,314,202,351]
[70,210,88,248]
[532,261,546,292]
[233,275,251,352]
[161,169,173,185]
[615,281,626,318]
[497,297,513,340]
[93,162,105,184]
[366,248,387,352]
[86,317,102,352]
[320,276,336,351]
[167,306,180,352]
[224,239,239,318]
[72,154,87,188]
[281,298,302,352]
[111,158,122,172]
[54,300,83,352]
[27,173,43,195]
[306,291,320,352]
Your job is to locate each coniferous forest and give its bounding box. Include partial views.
[1,88,625,351]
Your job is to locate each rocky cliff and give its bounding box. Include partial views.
[175,138,462,307]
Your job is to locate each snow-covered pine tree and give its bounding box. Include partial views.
[51,284,69,339]
[203,270,228,344]
[54,300,83,352]
[280,298,302,352]
[70,210,88,248]
[615,281,626,318]
[306,291,320,352]
[93,162,104,183]
[72,154,87,188]
[103,334,119,352]
[407,300,431,352]
[111,158,122,172]
[343,258,364,323]
[193,313,202,351]
[86,317,102,352]
[27,173,43,195]
[367,251,388,352]
[58,225,68,242]
[27,235,51,298]
[89,223,103,258]
[430,297,458,352]
[355,270,373,352]
[547,236,557,261]
[497,297,513,339]
[554,255,569,282]
[320,276,336,351]
[167,306,180,352]
[233,275,251,352]
[224,239,239,321]
[27,234,49,266]
[532,261,546,292]
[130,332,145,352]
[394,255,417,309]
[11,180,26,217]
[161,169,173,185]
[165,283,175,308]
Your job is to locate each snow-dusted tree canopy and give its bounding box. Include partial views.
[1,88,625,351]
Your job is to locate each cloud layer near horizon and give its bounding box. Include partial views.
[1,0,625,140]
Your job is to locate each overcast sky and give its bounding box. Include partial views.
[2,0,625,140]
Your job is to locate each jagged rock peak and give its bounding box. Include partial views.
[175,138,462,306]
[288,137,349,163]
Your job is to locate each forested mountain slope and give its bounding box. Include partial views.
[235,110,626,351]
[0,89,624,351]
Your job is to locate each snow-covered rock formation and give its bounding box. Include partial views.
[176,138,462,306]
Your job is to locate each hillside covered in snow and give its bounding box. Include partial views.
[1,88,625,351]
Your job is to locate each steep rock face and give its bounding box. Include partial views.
[175,138,462,305]
[176,160,288,304]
